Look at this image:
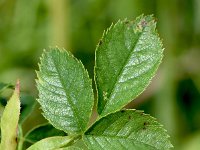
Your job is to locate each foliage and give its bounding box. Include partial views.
[0,81,20,150]
[0,15,172,150]
[95,15,163,116]
[36,49,94,135]
[1,0,200,149]
[33,15,172,149]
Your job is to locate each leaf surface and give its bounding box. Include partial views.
[27,136,74,150]
[0,80,20,150]
[83,110,173,150]
[56,139,87,150]
[95,15,163,116]
[37,48,94,134]
[56,147,83,150]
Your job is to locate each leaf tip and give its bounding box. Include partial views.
[15,79,20,96]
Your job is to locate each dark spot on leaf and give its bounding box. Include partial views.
[143,122,149,126]
[125,20,130,24]
[141,20,147,27]
[143,127,146,130]
[128,115,131,120]
[98,40,103,46]
[121,110,125,113]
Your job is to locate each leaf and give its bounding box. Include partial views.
[95,15,164,116]
[0,80,20,150]
[56,146,83,150]
[36,48,94,134]
[19,94,36,124]
[66,139,88,150]
[27,136,75,150]
[83,110,173,150]
[24,123,67,144]
[56,139,87,150]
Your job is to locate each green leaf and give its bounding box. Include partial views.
[56,146,83,150]
[27,136,75,150]
[36,48,94,134]
[0,80,20,150]
[67,139,88,150]
[19,94,36,124]
[83,110,173,150]
[95,15,163,116]
[56,139,88,150]
[24,123,67,144]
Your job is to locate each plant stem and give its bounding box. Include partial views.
[17,125,24,150]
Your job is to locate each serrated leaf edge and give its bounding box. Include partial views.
[84,109,173,149]
[36,47,94,134]
[95,15,164,117]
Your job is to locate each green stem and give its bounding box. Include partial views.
[17,125,24,150]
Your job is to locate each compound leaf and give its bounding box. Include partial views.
[95,15,163,116]
[83,110,173,150]
[37,48,94,135]
[0,80,20,150]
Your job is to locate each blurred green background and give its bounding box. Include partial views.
[0,0,200,149]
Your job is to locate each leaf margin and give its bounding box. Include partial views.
[95,14,164,117]
[83,109,173,150]
[36,47,94,135]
